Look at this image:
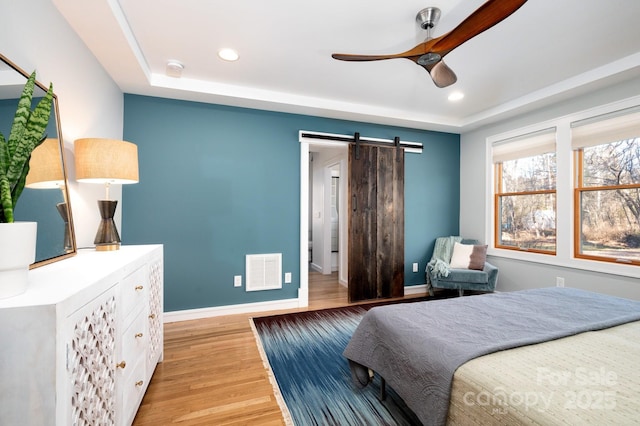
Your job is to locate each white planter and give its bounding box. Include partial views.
[0,222,37,299]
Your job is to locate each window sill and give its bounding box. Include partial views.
[487,248,640,279]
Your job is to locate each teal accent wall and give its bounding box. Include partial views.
[123,94,459,312]
[404,131,460,284]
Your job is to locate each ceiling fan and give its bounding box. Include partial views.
[332,0,528,88]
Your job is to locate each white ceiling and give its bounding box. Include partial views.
[53,0,640,133]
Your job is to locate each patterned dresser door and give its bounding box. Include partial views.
[147,259,163,365]
[67,291,117,425]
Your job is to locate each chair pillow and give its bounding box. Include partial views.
[449,242,487,270]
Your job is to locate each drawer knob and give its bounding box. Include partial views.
[149,313,156,320]
[135,333,143,338]
[116,361,127,369]
[135,285,144,291]
[135,380,144,387]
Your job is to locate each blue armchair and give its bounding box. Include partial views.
[426,238,498,297]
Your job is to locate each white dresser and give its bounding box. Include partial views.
[0,245,163,426]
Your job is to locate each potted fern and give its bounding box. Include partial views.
[0,70,53,298]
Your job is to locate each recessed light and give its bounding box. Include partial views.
[218,48,239,61]
[448,91,464,101]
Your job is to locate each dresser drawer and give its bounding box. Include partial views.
[120,353,147,426]
[121,309,147,370]
[120,266,147,321]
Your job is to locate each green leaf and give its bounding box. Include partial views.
[0,71,53,223]
[0,176,13,223]
[7,71,36,159]
[0,133,9,222]
[7,84,53,187]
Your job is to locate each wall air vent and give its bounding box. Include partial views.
[245,253,282,291]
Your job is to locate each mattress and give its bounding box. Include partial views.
[448,320,640,425]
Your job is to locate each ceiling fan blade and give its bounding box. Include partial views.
[332,40,438,62]
[411,59,457,88]
[332,53,410,62]
[431,0,527,56]
[429,61,457,88]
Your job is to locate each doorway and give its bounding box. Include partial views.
[300,140,406,305]
[308,146,348,284]
[299,133,418,307]
[299,142,347,308]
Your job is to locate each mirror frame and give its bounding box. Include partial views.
[0,53,77,268]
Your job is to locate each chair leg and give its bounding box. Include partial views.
[458,288,464,297]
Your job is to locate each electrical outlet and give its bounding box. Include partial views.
[412,263,419,273]
[556,277,565,287]
[285,272,292,283]
[234,275,242,287]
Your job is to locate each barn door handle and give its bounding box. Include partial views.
[352,195,357,212]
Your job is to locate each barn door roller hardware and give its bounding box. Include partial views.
[298,130,423,154]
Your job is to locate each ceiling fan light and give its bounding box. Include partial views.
[218,48,239,61]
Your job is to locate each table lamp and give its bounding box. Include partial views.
[74,138,139,251]
[25,138,73,252]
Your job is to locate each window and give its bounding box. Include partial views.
[493,129,557,254]
[572,108,640,266]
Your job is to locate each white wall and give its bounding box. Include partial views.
[2,0,124,248]
[460,78,640,300]
[310,148,347,274]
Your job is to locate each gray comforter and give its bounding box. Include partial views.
[343,287,640,426]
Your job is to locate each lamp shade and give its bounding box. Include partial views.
[25,138,65,188]
[75,138,139,184]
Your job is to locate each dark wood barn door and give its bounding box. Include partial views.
[348,144,404,303]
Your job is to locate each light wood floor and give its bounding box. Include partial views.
[133,271,424,425]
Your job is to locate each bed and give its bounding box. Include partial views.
[343,287,640,426]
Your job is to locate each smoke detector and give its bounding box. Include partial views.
[166,61,184,78]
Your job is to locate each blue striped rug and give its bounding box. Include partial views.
[251,301,428,425]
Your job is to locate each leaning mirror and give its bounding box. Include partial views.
[0,54,76,267]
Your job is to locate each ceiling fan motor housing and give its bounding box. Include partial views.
[416,7,441,30]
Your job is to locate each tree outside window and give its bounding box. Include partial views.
[493,129,557,254]
[574,137,640,265]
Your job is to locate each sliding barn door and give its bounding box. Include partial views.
[348,144,404,303]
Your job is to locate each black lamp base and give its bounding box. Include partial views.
[56,202,73,252]
[94,200,121,251]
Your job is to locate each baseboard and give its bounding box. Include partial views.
[404,284,428,295]
[309,262,322,273]
[164,284,428,323]
[163,298,301,323]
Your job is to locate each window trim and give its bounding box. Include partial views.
[492,128,557,255]
[573,148,640,267]
[484,95,640,279]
